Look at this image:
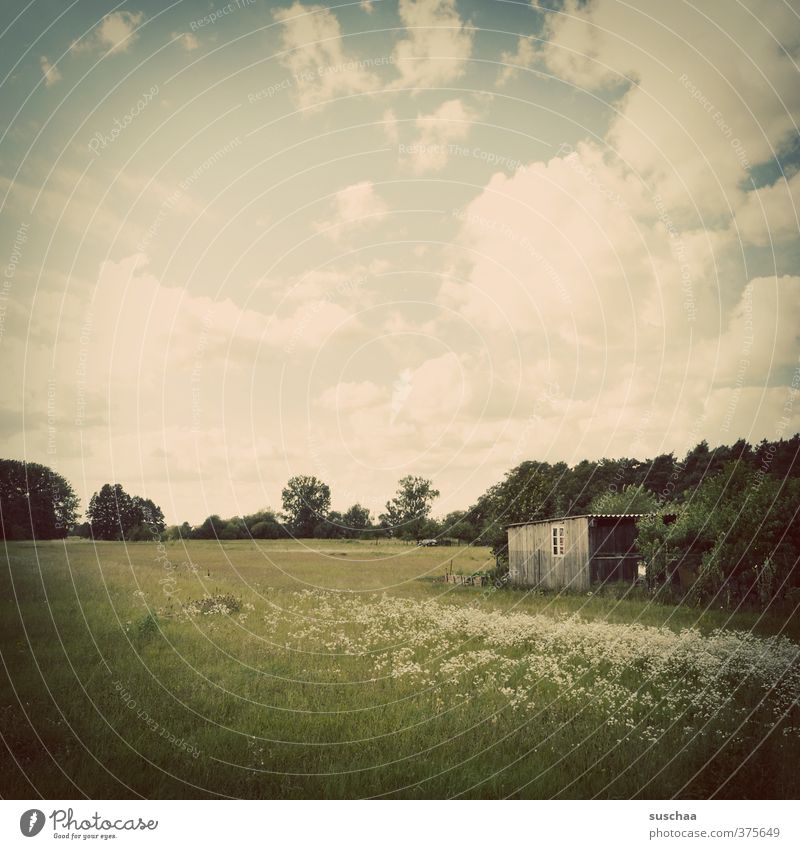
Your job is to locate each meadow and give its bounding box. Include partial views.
[1,538,798,799]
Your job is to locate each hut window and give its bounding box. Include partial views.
[552,524,565,556]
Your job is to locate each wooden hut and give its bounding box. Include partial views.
[506,513,674,591]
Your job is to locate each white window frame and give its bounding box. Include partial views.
[552,524,565,556]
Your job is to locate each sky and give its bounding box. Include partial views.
[1,0,799,524]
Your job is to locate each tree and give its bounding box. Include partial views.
[86,484,166,541]
[679,440,714,496]
[0,459,79,539]
[164,521,193,541]
[86,484,136,540]
[314,510,344,539]
[192,514,226,540]
[281,475,331,537]
[416,517,441,540]
[379,475,440,539]
[589,483,660,515]
[640,452,676,500]
[130,496,165,534]
[469,461,564,557]
[74,521,92,538]
[441,510,479,543]
[554,458,601,515]
[243,509,285,539]
[219,519,246,540]
[341,504,372,537]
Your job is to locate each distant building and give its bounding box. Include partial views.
[506,513,675,591]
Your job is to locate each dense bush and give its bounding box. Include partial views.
[248,519,284,539]
[191,514,226,540]
[637,461,800,606]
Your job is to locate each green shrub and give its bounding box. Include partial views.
[135,612,159,641]
[637,461,800,606]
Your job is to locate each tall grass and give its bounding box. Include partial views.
[1,539,797,798]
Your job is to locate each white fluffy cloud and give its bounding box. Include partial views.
[710,275,800,386]
[496,37,537,86]
[734,171,800,247]
[392,0,474,89]
[172,31,199,51]
[1,252,372,520]
[383,108,399,143]
[404,98,477,173]
[534,0,800,219]
[72,11,144,55]
[314,351,472,477]
[316,181,388,239]
[447,137,800,462]
[274,2,380,108]
[421,0,799,465]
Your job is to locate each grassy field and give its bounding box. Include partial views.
[1,537,798,799]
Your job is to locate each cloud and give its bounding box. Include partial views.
[315,352,472,478]
[7,253,357,405]
[423,0,800,465]
[444,134,800,465]
[403,98,477,173]
[734,171,800,247]
[319,381,386,411]
[449,143,658,335]
[8,0,800,524]
[392,0,474,89]
[0,252,372,514]
[172,31,199,51]
[383,108,399,143]
[534,0,800,218]
[39,56,62,87]
[83,255,358,360]
[710,275,800,386]
[0,163,212,257]
[0,171,135,251]
[400,352,469,425]
[496,37,538,86]
[72,11,144,55]
[316,181,388,239]
[273,2,381,108]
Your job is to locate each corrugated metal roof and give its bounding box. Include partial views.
[506,513,675,528]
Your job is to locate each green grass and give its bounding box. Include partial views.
[1,538,798,799]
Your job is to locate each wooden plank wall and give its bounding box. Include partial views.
[508,517,590,591]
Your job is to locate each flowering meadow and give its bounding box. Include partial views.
[1,539,798,798]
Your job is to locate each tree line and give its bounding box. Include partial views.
[466,437,800,553]
[1,435,798,606]
[157,474,441,542]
